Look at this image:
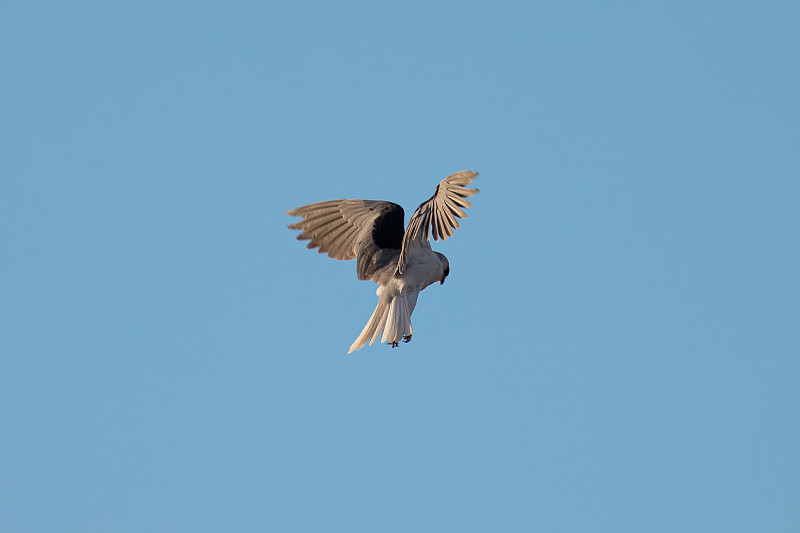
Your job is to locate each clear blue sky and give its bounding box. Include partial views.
[2,1,798,531]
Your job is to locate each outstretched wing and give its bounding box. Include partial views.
[397,170,479,274]
[286,199,404,281]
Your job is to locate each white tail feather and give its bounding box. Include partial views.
[381,295,412,345]
[348,292,413,354]
[348,294,388,354]
[369,308,388,346]
[381,299,397,344]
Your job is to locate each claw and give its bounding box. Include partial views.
[403,334,412,343]
[390,341,399,348]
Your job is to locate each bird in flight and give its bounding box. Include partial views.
[286,170,479,353]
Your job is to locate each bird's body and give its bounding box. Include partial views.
[286,171,478,353]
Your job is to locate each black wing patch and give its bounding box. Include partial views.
[371,204,404,250]
[356,204,404,281]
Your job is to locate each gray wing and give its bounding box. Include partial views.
[286,199,404,281]
[398,170,479,274]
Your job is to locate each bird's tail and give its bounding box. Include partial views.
[348,290,412,354]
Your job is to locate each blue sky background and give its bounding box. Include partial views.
[2,1,798,531]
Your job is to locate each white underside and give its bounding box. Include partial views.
[347,242,442,353]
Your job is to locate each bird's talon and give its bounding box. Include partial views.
[403,334,412,343]
[390,341,399,348]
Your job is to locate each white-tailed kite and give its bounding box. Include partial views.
[286,170,479,353]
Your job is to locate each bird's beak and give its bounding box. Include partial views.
[440,278,445,285]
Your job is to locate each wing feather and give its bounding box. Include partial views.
[397,170,479,274]
[315,219,358,255]
[287,199,405,281]
[325,224,361,257]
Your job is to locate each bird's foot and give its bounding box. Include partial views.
[390,341,399,348]
[403,334,412,343]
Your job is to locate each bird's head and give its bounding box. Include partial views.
[436,253,450,285]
